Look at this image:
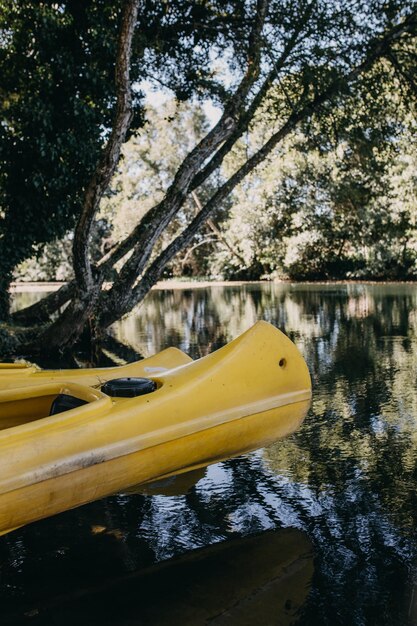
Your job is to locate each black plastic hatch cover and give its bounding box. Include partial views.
[101,377,157,398]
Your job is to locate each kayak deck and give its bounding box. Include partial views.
[0,347,192,390]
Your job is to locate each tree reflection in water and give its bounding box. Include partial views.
[3,283,417,624]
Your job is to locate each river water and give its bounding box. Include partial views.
[2,282,417,625]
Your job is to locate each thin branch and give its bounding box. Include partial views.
[191,191,246,266]
[387,50,417,101]
[190,4,314,192]
[181,237,218,266]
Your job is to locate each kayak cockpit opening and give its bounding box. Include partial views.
[49,393,88,415]
[0,383,106,431]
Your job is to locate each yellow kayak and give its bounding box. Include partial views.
[0,321,311,535]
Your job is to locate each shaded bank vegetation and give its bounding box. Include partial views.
[1,0,417,353]
[20,96,416,284]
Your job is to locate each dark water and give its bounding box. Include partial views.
[2,283,417,625]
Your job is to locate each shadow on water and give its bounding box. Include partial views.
[2,527,313,626]
[4,282,417,624]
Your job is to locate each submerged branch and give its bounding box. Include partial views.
[11,282,74,324]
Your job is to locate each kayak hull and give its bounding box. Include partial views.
[0,400,309,535]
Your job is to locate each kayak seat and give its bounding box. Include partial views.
[49,394,88,416]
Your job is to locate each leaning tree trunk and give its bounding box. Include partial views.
[33,285,103,353]
[21,0,141,354]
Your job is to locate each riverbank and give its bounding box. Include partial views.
[9,280,266,293]
[9,278,417,293]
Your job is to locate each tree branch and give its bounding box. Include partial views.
[97,0,311,272]
[98,9,417,325]
[180,237,218,267]
[387,50,417,101]
[72,0,139,292]
[191,191,246,267]
[188,3,316,190]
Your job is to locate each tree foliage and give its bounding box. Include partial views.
[0,1,122,296]
[212,73,417,280]
[1,0,417,354]
[0,0,248,312]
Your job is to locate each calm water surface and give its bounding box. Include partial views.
[2,283,417,625]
